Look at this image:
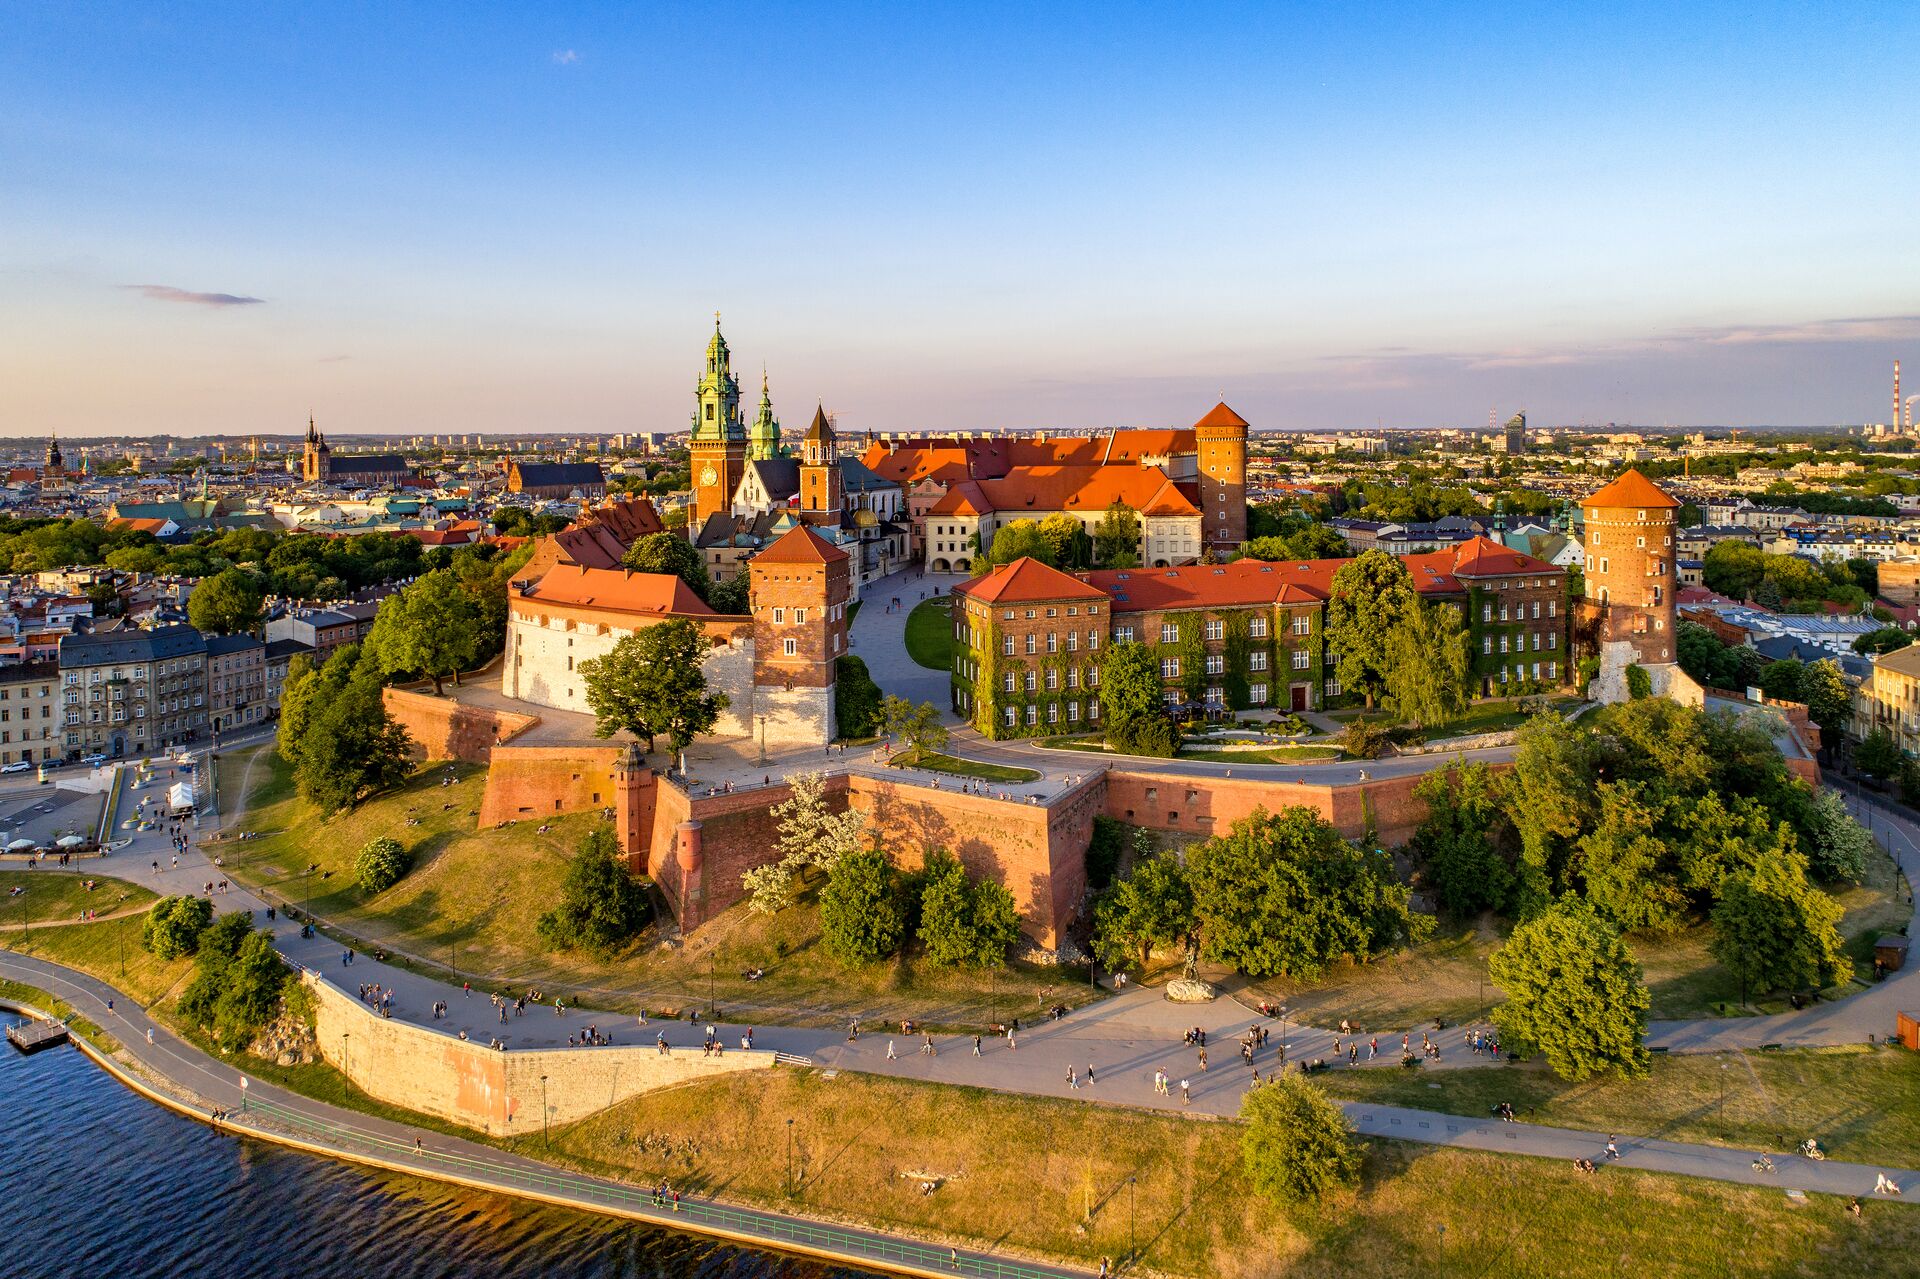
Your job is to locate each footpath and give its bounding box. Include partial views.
[0,948,1081,1279]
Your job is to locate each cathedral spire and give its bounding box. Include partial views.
[748,364,782,461]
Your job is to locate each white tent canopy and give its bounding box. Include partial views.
[167,781,196,813]
[6,837,34,851]
[55,835,86,848]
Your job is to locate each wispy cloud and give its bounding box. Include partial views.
[551,49,579,65]
[122,284,265,307]
[318,354,351,363]
[1668,315,1920,347]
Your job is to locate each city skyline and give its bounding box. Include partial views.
[4,3,1919,437]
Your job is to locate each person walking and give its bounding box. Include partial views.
[887,1039,897,1060]
[1085,1062,1096,1085]
[1068,1066,1078,1090]
[1180,1078,1191,1105]
[972,1035,982,1056]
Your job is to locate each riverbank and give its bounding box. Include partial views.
[8,949,1920,1279]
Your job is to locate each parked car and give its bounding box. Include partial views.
[80,753,108,767]
[0,761,31,774]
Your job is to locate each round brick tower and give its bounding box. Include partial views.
[1578,468,1678,675]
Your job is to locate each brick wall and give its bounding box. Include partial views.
[305,972,770,1134]
[1102,766,1438,848]
[383,686,538,763]
[476,744,627,827]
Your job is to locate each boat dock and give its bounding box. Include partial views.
[6,1017,70,1054]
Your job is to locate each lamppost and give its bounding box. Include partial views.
[785,1116,794,1194]
[1127,1175,1136,1268]
[541,1074,550,1146]
[757,715,768,766]
[709,952,716,1020]
[341,1031,349,1079]
[304,862,318,919]
[1277,1005,1288,1065]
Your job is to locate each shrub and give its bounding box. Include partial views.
[1340,719,1390,760]
[1240,1073,1363,1205]
[1625,664,1653,700]
[835,655,884,739]
[916,850,1021,968]
[819,846,906,964]
[353,837,411,894]
[537,825,651,956]
[141,895,214,960]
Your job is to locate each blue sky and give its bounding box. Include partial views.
[3,2,1917,437]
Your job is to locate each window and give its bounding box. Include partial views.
[772,607,785,623]
[1160,622,1178,643]
[1205,655,1224,675]
[1324,677,1342,697]
[1483,635,1494,654]
[1499,635,1509,654]
[1249,617,1268,638]
[1483,603,1493,622]
[783,638,797,656]
[1548,599,1557,618]
[1068,702,1080,722]
[1292,615,1312,637]
[1250,651,1268,671]
[1250,683,1268,704]
[1025,609,1036,619]
[1292,649,1311,670]
[1026,705,1039,726]
[1498,603,1509,622]
[1045,669,1059,691]
[1066,632,1078,652]
[1087,666,1099,688]
[1024,671,1038,694]
[1004,706,1017,727]
[1089,630,1100,650]
[793,608,807,624]
[1161,658,1180,679]
[1046,632,1058,653]
[1531,600,1541,619]
[1204,620,1224,641]
[1088,699,1100,721]
[1025,634,1036,655]
[1549,661,1558,680]
[1548,632,1558,649]
[1003,673,1017,694]
[1002,636,1015,655]
[1067,667,1080,689]
[1114,625,1134,643]
[1047,703,1059,724]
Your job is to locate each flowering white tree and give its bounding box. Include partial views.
[742,772,869,914]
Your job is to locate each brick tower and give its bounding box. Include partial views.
[798,404,842,526]
[748,524,850,745]
[1576,468,1679,700]
[689,317,748,530]
[1193,401,1249,555]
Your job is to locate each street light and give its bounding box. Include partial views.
[1278,1006,1288,1065]
[541,1074,550,1146]
[786,1116,794,1193]
[1128,1175,1136,1267]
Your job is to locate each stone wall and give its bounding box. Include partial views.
[304,971,771,1134]
[383,687,538,764]
[476,744,627,827]
[1102,766,1434,848]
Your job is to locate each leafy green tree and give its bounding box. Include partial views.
[1625,664,1653,700]
[1800,788,1871,884]
[579,619,727,757]
[1672,792,1794,899]
[275,654,317,768]
[1856,726,1905,781]
[536,825,650,955]
[1853,626,1911,657]
[983,519,1055,569]
[1758,658,1805,703]
[1093,502,1141,569]
[1411,762,1509,915]
[1382,600,1469,729]
[1499,714,1596,916]
[177,918,289,1048]
[741,771,868,914]
[187,567,265,635]
[1239,1073,1364,1205]
[294,673,415,812]
[1037,513,1092,569]
[1710,852,1853,1001]
[708,571,751,615]
[916,851,1021,968]
[1242,523,1349,562]
[354,837,411,894]
[1102,640,1178,756]
[620,531,713,602]
[1091,854,1194,970]
[818,846,906,963]
[1324,550,1416,709]
[880,695,949,762]
[835,655,884,739]
[1799,659,1851,739]
[1186,806,1428,979]
[1703,540,1766,600]
[141,895,214,959]
[1488,896,1651,1081]
[1574,783,1687,932]
[363,569,485,694]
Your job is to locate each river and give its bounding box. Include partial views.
[0,1038,874,1278]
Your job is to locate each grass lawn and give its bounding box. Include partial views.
[903,598,953,671]
[2,911,196,1010]
[1317,1042,1920,1168]
[1,869,157,926]
[899,751,1040,784]
[1327,696,1579,737]
[527,1067,1920,1279]
[1176,744,1343,764]
[216,747,1096,1028]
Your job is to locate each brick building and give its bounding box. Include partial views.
[1576,469,1680,700]
[952,536,1566,738]
[0,661,61,766]
[748,524,852,746]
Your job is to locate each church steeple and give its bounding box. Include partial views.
[44,433,62,473]
[692,314,744,442]
[798,405,841,525]
[748,367,782,461]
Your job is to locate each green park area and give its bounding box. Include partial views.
[1,868,158,928]
[904,597,953,670]
[903,751,1040,784]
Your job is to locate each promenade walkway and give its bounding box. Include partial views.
[0,949,1082,1279]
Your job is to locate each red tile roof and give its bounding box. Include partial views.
[1085,559,1345,613]
[519,565,715,617]
[954,557,1108,604]
[1584,468,1679,510]
[1192,401,1250,430]
[754,524,849,565]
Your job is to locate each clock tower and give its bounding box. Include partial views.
[689,315,747,531]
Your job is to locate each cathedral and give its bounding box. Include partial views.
[300,417,414,488]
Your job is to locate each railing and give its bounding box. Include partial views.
[237,1095,1074,1278]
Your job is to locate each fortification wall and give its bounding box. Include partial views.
[304,972,771,1135]
[476,744,627,827]
[382,687,538,764]
[1102,767,1432,848]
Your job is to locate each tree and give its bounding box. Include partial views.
[1853,626,1913,657]
[364,569,485,694]
[1102,640,1178,757]
[741,771,869,914]
[1703,540,1767,601]
[141,895,214,959]
[818,846,907,964]
[1575,782,1688,932]
[579,619,727,757]
[1091,854,1194,971]
[916,851,1021,968]
[1498,715,1596,916]
[187,566,265,635]
[1037,513,1092,569]
[1799,658,1851,739]
[1382,600,1469,729]
[294,674,415,812]
[1411,762,1509,915]
[621,531,713,603]
[1324,550,1416,709]
[708,571,751,615]
[1856,726,1905,781]
[1710,852,1852,1001]
[1801,788,1870,885]
[354,837,411,894]
[1093,502,1141,569]
[835,655,883,739]
[880,695,949,762]
[1758,658,1805,703]
[1186,807,1429,979]
[177,919,289,1049]
[1239,1073,1363,1205]
[275,654,317,768]
[984,519,1055,569]
[1488,896,1650,1081]
[536,825,650,955]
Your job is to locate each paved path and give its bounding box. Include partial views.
[0,949,1083,1279]
[1648,772,1919,1052]
[847,567,972,716]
